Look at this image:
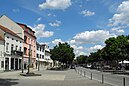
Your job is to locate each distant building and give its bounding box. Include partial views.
[36,42,45,69]
[18,23,36,69]
[36,43,53,69]
[42,44,53,68]
[0,24,23,71]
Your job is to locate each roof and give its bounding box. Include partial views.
[17,23,35,33]
[0,35,4,41]
[17,23,36,39]
[0,24,23,40]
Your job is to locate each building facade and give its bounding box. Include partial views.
[42,44,53,68]
[36,43,53,69]
[0,35,4,71]
[0,25,23,71]
[18,23,36,69]
[36,42,45,69]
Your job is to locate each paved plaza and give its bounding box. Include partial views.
[0,68,112,86]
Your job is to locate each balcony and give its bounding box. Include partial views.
[11,50,23,56]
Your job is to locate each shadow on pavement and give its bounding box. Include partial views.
[0,78,19,86]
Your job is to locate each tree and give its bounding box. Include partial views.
[76,55,88,64]
[105,35,129,61]
[50,42,75,65]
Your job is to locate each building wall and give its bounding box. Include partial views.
[4,33,23,70]
[0,15,24,39]
[23,32,36,68]
[4,33,23,54]
[0,40,4,71]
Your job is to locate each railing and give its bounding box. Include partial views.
[11,50,23,56]
[75,67,127,86]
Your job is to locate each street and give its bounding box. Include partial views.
[76,67,129,86]
[0,68,112,86]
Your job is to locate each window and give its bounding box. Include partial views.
[40,54,41,58]
[1,61,4,68]
[12,38,14,40]
[40,47,42,51]
[11,44,14,51]
[24,36,27,43]
[6,43,9,52]
[37,46,39,50]
[7,36,9,38]
[15,45,18,51]
[42,47,44,52]
[16,40,18,42]
[42,55,44,59]
[24,47,27,55]
[19,47,21,51]
[37,54,39,58]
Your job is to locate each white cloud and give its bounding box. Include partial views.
[39,0,72,10]
[32,24,54,38]
[73,30,116,44]
[49,20,61,27]
[71,45,87,56]
[40,42,51,45]
[69,40,76,44]
[89,45,104,52]
[52,39,64,45]
[109,1,129,26]
[111,26,125,35]
[81,10,95,16]
[37,17,42,21]
[47,13,57,17]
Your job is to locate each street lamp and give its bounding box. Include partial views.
[22,52,24,73]
[38,55,40,71]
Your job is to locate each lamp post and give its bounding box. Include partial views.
[22,52,24,73]
[38,55,40,71]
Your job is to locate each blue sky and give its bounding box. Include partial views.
[0,0,129,56]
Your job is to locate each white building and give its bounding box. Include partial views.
[42,44,53,68]
[36,43,53,69]
[0,24,23,71]
[36,42,45,69]
[0,35,4,71]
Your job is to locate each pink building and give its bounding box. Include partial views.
[18,23,36,69]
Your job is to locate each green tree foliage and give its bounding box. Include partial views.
[76,55,88,64]
[105,35,129,61]
[87,35,129,70]
[50,42,75,64]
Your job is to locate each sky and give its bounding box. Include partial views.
[0,0,129,56]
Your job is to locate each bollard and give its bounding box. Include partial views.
[91,72,92,80]
[84,71,86,77]
[123,77,125,86]
[102,74,104,84]
[80,70,82,75]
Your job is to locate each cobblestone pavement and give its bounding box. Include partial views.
[0,69,112,86]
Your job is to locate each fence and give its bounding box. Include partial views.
[75,67,128,86]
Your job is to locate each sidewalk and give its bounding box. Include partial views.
[0,68,112,86]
